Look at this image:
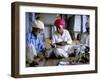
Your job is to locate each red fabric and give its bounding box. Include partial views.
[54,19,65,28]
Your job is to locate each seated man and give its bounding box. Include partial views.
[26,20,46,66]
[79,23,90,63]
[80,23,89,47]
[51,18,72,58]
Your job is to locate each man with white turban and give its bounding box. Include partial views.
[26,20,46,66]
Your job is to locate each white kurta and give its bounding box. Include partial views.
[80,32,89,47]
[52,29,72,58]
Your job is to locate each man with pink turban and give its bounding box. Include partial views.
[51,18,72,58]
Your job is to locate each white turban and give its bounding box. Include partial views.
[31,20,44,29]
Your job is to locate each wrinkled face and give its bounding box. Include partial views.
[56,25,63,34]
[32,27,43,35]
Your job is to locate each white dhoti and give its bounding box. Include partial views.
[54,45,72,58]
[26,43,37,63]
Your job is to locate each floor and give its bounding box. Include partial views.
[26,54,89,67]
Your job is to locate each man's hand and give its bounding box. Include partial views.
[56,42,67,46]
[51,44,56,48]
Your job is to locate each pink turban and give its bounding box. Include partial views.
[54,19,65,28]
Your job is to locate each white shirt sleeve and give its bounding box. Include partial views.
[52,34,56,44]
[64,30,72,44]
